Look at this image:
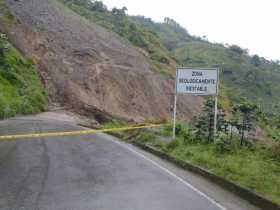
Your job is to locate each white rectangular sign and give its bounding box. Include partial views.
[176,68,219,95]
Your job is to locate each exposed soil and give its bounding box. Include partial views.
[2,0,203,123]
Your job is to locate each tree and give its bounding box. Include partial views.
[227,45,248,61]
[111,7,128,35]
[251,55,261,66]
[0,34,8,63]
[128,23,147,48]
[202,35,208,41]
[90,1,107,12]
[195,98,226,141]
[163,17,190,38]
[232,100,258,145]
[112,7,127,17]
[229,45,246,55]
[0,41,4,58]
[273,113,280,129]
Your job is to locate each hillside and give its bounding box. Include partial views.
[1,0,280,126]
[1,0,203,123]
[0,0,47,119]
[59,0,280,115]
[0,35,47,118]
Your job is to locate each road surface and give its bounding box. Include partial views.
[0,116,259,210]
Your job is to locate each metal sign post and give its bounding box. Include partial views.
[213,69,220,137]
[172,68,219,139]
[214,94,218,137]
[172,93,177,139]
[172,70,178,139]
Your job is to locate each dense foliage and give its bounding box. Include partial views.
[59,0,280,117]
[0,34,47,118]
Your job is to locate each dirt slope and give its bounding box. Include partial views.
[3,0,202,122]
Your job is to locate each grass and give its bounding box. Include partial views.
[0,36,47,119]
[264,124,280,141]
[2,3,279,203]
[0,0,18,27]
[165,140,280,203]
[0,1,47,118]
[135,123,280,205]
[103,119,132,138]
[103,119,128,129]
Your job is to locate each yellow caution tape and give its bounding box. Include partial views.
[0,124,162,141]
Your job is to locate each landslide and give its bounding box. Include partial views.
[1,0,202,122]
[0,1,47,119]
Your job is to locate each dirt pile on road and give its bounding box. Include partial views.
[2,0,202,122]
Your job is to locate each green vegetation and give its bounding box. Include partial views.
[131,16,280,114]
[194,98,226,141]
[103,119,133,138]
[0,34,47,119]
[103,119,128,130]
[0,0,18,27]
[57,0,174,75]
[165,135,280,205]
[0,0,47,119]
[133,123,280,205]
[58,0,280,115]
[57,1,280,202]
[53,0,280,204]
[263,115,280,142]
[110,99,280,204]
[57,0,280,138]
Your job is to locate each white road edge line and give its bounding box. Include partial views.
[108,137,228,210]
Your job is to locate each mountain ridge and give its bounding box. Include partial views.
[59,0,280,114]
[1,0,203,123]
[1,0,280,126]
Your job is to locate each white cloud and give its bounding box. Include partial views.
[102,0,280,60]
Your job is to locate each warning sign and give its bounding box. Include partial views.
[176,68,219,95]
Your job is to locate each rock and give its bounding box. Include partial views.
[3,0,203,123]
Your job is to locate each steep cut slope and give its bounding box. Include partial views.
[59,0,280,115]
[2,0,202,122]
[0,34,47,118]
[0,0,47,119]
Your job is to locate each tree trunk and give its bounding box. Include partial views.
[208,116,212,142]
[240,118,245,146]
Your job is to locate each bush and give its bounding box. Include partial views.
[165,139,180,151]
[179,126,198,144]
[150,52,170,64]
[0,98,9,118]
[136,132,156,144]
[175,122,188,135]
[214,133,232,153]
[160,123,173,137]
[271,142,280,160]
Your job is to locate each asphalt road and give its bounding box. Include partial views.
[0,117,259,210]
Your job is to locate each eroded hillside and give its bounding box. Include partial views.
[59,0,280,115]
[0,0,47,120]
[1,0,202,122]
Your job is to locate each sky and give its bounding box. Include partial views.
[101,0,280,61]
